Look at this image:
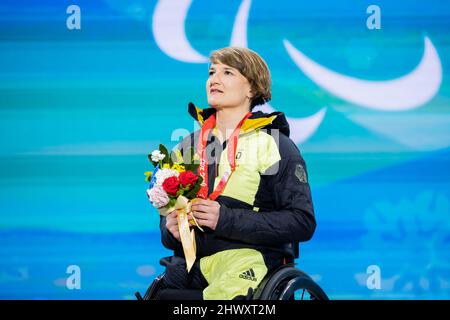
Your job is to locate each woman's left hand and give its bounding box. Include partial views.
[191,199,221,230]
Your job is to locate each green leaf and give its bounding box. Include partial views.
[188,146,193,160]
[159,144,172,166]
[184,180,201,199]
[176,188,184,197]
[184,188,195,199]
[174,148,184,164]
[167,198,177,208]
[144,171,153,182]
[170,150,178,165]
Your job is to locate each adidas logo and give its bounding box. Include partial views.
[239,268,257,282]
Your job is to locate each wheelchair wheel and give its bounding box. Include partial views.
[253,266,328,300]
[135,272,165,300]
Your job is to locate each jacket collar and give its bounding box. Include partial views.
[187,102,290,137]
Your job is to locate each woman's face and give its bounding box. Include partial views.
[206,62,252,110]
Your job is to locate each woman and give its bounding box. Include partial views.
[158,47,316,300]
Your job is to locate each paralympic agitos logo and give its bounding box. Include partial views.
[151,0,443,145]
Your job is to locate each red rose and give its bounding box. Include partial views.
[179,171,198,188]
[162,176,180,196]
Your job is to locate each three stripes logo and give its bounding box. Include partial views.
[239,268,257,282]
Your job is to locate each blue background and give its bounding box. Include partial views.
[0,0,449,299]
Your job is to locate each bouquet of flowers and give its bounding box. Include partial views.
[145,144,203,272]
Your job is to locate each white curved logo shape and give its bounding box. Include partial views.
[153,0,208,63]
[229,0,325,143]
[230,0,251,47]
[256,103,327,144]
[152,0,325,144]
[283,37,442,111]
[152,0,251,61]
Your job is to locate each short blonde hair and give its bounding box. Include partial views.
[209,47,272,110]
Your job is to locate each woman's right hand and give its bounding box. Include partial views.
[165,210,181,242]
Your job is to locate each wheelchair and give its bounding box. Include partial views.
[135,243,328,300]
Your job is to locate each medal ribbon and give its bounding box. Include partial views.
[196,112,252,200]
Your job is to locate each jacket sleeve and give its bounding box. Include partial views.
[160,215,182,251]
[214,148,316,246]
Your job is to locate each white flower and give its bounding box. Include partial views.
[154,168,179,186]
[151,150,166,162]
